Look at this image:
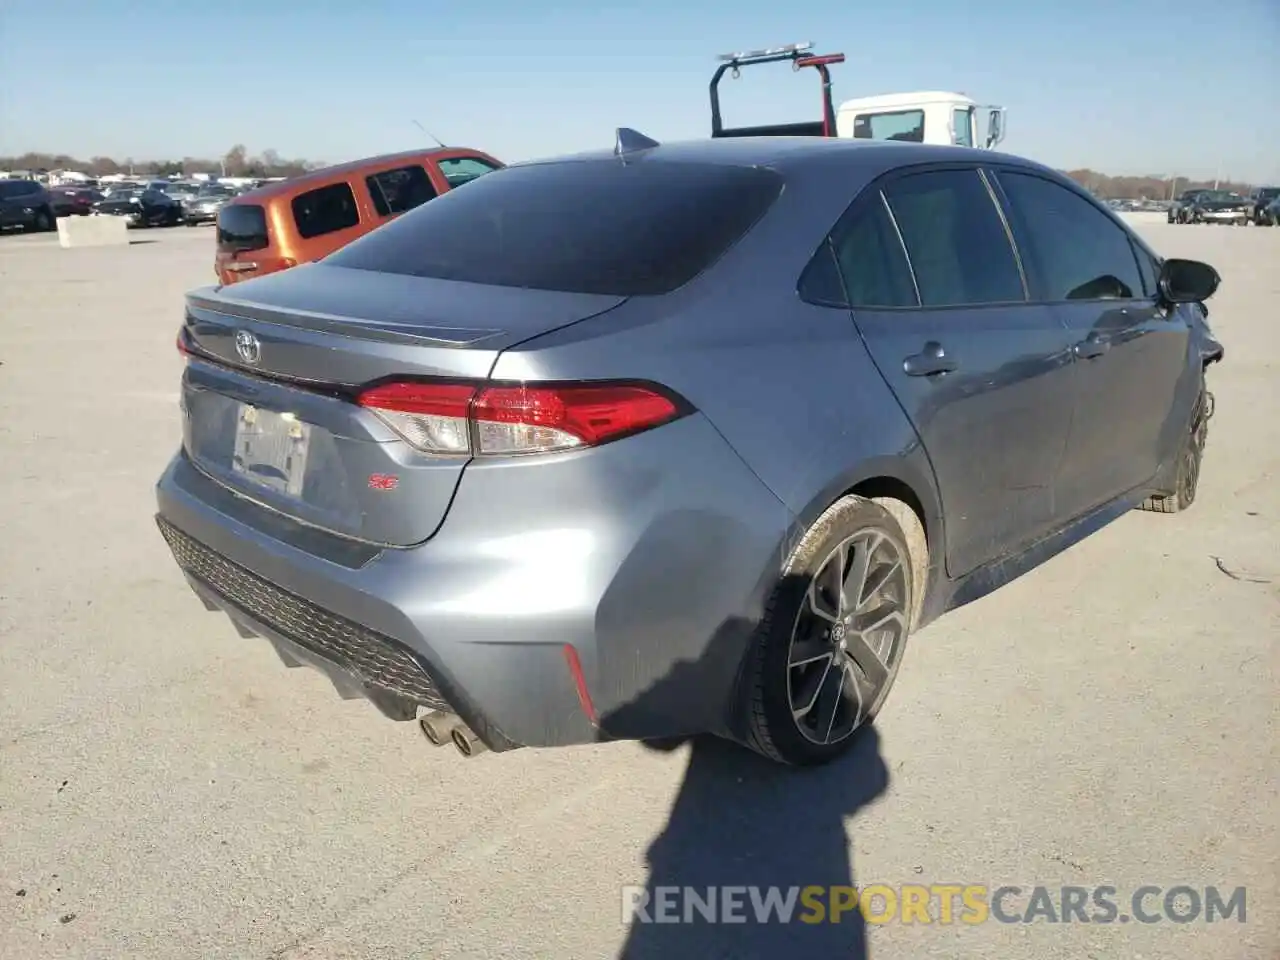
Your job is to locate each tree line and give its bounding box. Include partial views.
[0,145,324,180]
[1062,169,1257,200]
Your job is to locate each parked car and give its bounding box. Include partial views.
[49,186,104,217]
[93,187,184,227]
[184,182,236,226]
[1261,195,1280,226]
[213,147,503,285]
[1167,189,1209,223]
[101,181,145,198]
[157,134,1223,766]
[160,181,202,204]
[0,179,56,231]
[1186,190,1249,225]
[1244,186,1280,225]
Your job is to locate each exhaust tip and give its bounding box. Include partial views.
[419,710,460,747]
[451,725,489,758]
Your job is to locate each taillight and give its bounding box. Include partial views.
[356,382,474,455]
[176,329,190,357]
[356,380,686,456]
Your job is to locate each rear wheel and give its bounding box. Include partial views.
[745,495,923,766]
[1140,388,1211,514]
[31,207,53,232]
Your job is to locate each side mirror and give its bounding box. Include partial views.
[1158,258,1220,304]
[985,108,1005,148]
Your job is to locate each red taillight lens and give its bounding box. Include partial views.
[176,329,190,356]
[356,380,684,457]
[473,384,679,454]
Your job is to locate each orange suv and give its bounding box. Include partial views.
[214,148,503,286]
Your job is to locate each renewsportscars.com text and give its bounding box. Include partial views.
[621,884,1247,926]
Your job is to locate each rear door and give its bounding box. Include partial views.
[215,202,272,284]
[989,168,1191,517]
[836,166,1076,578]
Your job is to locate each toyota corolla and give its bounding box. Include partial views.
[156,132,1223,766]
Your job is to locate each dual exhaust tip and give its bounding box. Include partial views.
[419,710,488,758]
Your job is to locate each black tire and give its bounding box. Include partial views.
[1140,388,1211,514]
[31,207,54,232]
[744,495,926,766]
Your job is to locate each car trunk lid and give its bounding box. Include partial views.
[180,263,626,546]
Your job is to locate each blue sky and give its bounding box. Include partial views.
[2,0,1277,181]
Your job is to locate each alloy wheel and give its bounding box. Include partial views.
[787,530,909,745]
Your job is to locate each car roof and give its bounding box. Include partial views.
[513,135,1050,182]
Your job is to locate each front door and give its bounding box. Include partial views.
[990,169,1192,517]
[833,167,1077,578]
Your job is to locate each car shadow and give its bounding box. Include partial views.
[600,594,891,960]
[129,239,159,245]
[617,730,888,959]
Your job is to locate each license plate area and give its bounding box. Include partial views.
[231,404,311,497]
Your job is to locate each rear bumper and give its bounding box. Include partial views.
[1197,209,1246,221]
[155,414,790,750]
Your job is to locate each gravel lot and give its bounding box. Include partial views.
[1,221,1276,960]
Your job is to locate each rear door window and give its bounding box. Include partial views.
[882,168,1025,306]
[437,156,501,188]
[325,160,784,296]
[995,170,1144,302]
[291,182,360,239]
[217,204,269,252]
[365,165,437,216]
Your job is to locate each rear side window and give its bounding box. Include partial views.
[366,165,437,216]
[996,171,1143,301]
[830,195,918,308]
[853,110,925,143]
[217,204,269,252]
[438,156,501,188]
[291,182,360,239]
[325,161,784,296]
[883,169,1025,307]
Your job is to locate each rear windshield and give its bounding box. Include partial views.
[217,204,269,252]
[324,160,785,296]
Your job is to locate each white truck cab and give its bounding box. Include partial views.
[708,43,1007,150]
[836,90,1005,149]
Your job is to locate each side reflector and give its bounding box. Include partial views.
[562,644,599,726]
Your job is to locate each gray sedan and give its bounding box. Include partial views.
[155,133,1224,767]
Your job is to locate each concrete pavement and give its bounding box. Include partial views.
[0,222,1275,959]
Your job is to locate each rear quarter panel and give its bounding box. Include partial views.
[489,175,944,607]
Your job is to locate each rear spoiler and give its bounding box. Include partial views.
[710,42,846,139]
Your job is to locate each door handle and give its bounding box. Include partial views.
[903,341,958,377]
[1073,334,1110,359]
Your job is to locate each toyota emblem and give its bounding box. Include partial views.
[234,330,261,364]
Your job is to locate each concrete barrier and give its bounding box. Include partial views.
[1117,211,1170,227]
[57,214,130,249]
